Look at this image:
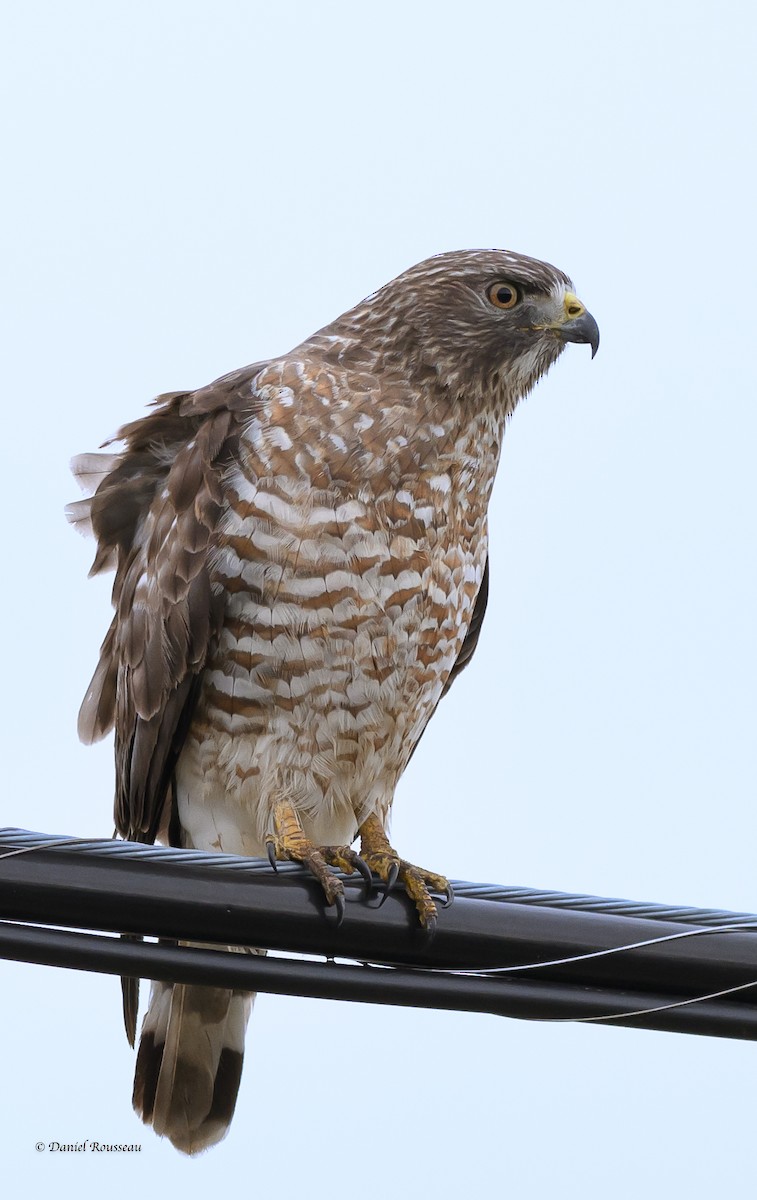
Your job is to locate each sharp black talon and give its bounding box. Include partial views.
[354,855,374,892]
[266,841,278,872]
[377,861,400,907]
[423,913,438,939]
[441,883,454,908]
[334,892,346,926]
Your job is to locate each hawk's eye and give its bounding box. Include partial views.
[487,282,519,310]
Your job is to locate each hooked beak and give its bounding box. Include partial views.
[554,292,600,358]
[559,310,600,358]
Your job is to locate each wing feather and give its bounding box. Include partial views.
[73,367,264,844]
[409,556,489,761]
[441,555,489,700]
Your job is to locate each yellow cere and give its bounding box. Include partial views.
[562,292,586,320]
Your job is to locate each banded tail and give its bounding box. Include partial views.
[132,952,262,1155]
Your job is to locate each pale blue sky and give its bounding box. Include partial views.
[2,1,756,1195]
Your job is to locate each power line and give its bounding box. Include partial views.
[2,827,757,1040]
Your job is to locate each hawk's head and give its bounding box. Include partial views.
[335,248,598,409]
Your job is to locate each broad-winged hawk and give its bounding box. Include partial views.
[69,248,598,1153]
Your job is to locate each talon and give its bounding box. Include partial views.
[267,801,362,919]
[377,861,399,907]
[358,813,451,928]
[423,912,438,938]
[318,845,374,898]
[354,855,374,892]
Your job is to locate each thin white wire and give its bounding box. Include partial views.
[447,924,757,1025]
[472,922,757,976]
[353,953,757,1025]
[0,839,90,861]
[537,976,757,1025]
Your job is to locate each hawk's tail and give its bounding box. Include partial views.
[132,956,261,1155]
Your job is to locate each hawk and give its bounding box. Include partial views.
[69,249,598,1154]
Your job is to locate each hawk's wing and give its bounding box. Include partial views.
[408,556,489,761]
[68,365,264,846]
[440,555,489,701]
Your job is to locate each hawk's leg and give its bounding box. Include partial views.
[358,813,453,932]
[265,799,371,923]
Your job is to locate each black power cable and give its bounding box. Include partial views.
[2,828,757,1040]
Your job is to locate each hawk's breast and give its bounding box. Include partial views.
[176,371,496,851]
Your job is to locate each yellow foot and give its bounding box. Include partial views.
[265,799,371,924]
[358,814,453,933]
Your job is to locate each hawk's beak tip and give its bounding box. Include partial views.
[559,310,600,359]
